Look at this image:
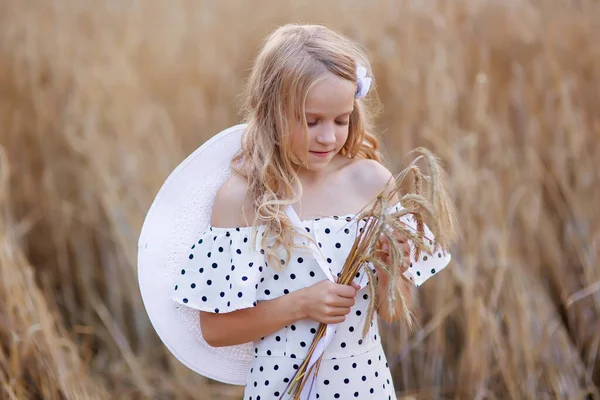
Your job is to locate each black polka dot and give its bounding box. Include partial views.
[174,285,178,290]
[273,274,279,280]
[188,254,194,259]
[344,228,350,234]
[290,273,296,279]
[344,378,350,384]
[310,328,316,334]
[356,310,362,316]
[354,392,359,397]
[325,228,330,234]
[275,336,281,341]
[274,365,279,370]
[334,394,340,399]
[349,326,354,332]
[183,298,188,303]
[199,267,204,273]
[324,380,330,385]
[180,269,185,275]
[212,262,218,268]
[226,275,230,281]
[333,365,339,371]
[291,325,296,331]
[417,271,421,276]
[335,243,341,248]
[297,257,304,263]
[300,341,306,347]
[431,268,436,274]
[352,362,357,368]
[218,247,224,252]
[423,255,428,261]
[341,342,346,348]
[327,258,332,263]
[264,380,269,386]
[363,294,369,300]
[202,296,207,302]
[265,289,271,295]
[220,292,225,297]
[198,239,203,244]
[305,227,310,232]
[207,280,212,285]
[309,271,315,277]
[238,292,243,298]
[236,249,242,254]
[362,375,367,381]
[242,276,248,281]
[283,289,289,294]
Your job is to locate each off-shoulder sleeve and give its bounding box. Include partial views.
[171,226,264,313]
[387,203,452,287]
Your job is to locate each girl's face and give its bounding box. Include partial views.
[290,72,356,172]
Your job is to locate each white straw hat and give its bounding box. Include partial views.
[137,123,252,385]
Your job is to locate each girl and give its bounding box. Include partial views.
[171,23,448,400]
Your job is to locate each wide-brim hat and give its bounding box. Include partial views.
[137,123,251,385]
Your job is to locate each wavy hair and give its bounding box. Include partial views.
[231,23,382,268]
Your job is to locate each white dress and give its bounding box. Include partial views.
[171,203,449,399]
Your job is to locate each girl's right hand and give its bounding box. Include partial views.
[298,280,360,324]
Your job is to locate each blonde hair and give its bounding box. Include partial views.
[231,23,382,268]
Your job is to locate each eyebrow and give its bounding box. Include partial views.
[305,110,354,118]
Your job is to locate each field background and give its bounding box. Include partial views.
[1,0,600,399]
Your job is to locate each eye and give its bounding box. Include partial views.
[307,120,318,127]
[336,120,350,126]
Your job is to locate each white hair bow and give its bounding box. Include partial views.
[355,64,372,99]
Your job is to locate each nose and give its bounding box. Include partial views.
[315,122,336,146]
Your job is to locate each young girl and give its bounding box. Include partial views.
[171,23,448,400]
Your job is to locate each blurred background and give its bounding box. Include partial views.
[1,0,599,399]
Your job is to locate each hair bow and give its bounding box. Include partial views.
[355,64,372,99]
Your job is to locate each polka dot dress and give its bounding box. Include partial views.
[172,203,451,399]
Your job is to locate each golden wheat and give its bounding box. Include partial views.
[1,0,600,399]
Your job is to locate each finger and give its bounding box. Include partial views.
[336,284,358,298]
[329,296,355,308]
[325,306,352,316]
[351,282,360,291]
[324,315,347,325]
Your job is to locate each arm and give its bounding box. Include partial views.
[200,290,305,347]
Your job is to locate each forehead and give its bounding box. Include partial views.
[305,72,355,115]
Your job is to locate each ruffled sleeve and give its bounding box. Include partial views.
[387,203,452,287]
[171,226,264,313]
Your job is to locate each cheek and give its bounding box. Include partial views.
[337,126,350,145]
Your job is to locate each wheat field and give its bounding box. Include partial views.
[1,0,599,399]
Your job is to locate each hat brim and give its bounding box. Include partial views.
[137,123,252,385]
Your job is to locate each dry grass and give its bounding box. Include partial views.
[1,0,599,399]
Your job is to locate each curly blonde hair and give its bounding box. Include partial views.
[231,23,382,268]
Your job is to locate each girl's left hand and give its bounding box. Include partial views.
[374,234,411,276]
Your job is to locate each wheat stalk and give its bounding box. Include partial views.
[282,148,459,399]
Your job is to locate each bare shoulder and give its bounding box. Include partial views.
[210,172,253,227]
[345,158,397,202]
